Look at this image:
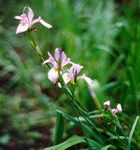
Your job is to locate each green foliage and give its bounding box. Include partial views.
[54,110,64,145]
[128,116,139,150]
[45,136,86,150]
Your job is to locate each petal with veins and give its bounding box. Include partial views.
[62,73,71,84]
[40,19,52,28]
[31,17,41,26]
[16,23,28,34]
[83,75,94,87]
[48,52,58,68]
[48,68,58,84]
[61,52,70,67]
[70,63,83,75]
[14,16,22,20]
[43,52,58,69]
[54,48,63,62]
[28,7,34,24]
[54,48,70,68]
[43,59,50,65]
[78,74,94,88]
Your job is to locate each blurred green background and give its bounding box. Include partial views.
[0,0,140,149]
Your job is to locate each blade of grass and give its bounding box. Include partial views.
[101,144,116,150]
[126,67,138,114]
[45,135,86,150]
[56,109,103,144]
[45,135,101,150]
[128,116,139,150]
[54,110,64,145]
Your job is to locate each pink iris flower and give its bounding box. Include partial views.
[14,7,52,34]
[111,104,122,114]
[62,63,94,87]
[44,48,94,86]
[62,63,83,84]
[43,48,70,84]
[104,100,110,109]
[104,100,122,114]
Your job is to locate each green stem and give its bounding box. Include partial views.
[88,87,102,112]
[27,31,51,69]
[128,116,139,150]
[113,114,128,144]
[64,86,105,143]
[127,67,139,114]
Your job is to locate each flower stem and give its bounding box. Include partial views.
[27,31,50,69]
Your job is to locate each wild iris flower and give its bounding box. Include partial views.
[62,63,94,86]
[43,48,94,86]
[104,100,122,114]
[104,100,110,109]
[15,7,52,34]
[62,63,83,84]
[111,104,122,114]
[43,48,70,84]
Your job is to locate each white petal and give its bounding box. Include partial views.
[16,23,29,34]
[111,108,116,114]
[84,76,94,87]
[40,19,52,28]
[88,86,96,98]
[31,17,41,26]
[48,68,58,84]
[104,100,110,107]
[62,73,71,84]
[42,59,50,65]
[78,74,94,87]
[58,82,62,88]
[14,16,22,20]
[28,7,34,24]
[116,104,122,112]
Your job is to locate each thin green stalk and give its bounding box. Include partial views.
[27,31,51,69]
[66,96,91,147]
[127,67,139,114]
[28,32,43,58]
[128,116,139,150]
[67,93,102,144]
[64,86,105,144]
[88,87,102,112]
[65,86,97,127]
[54,110,64,145]
[66,86,88,113]
[68,90,101,129]
[113,114,128,144]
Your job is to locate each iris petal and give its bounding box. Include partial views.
[16,23,28,34]
[28,7,34,24]
[48,68,58,84]
[40,19,52,29]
